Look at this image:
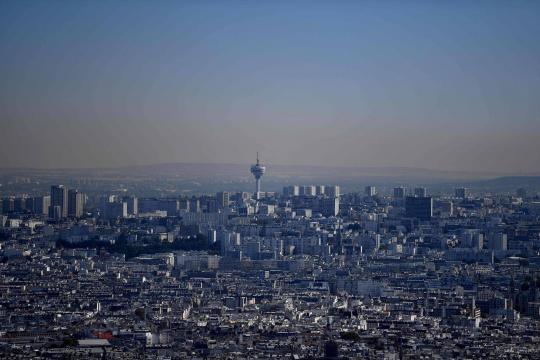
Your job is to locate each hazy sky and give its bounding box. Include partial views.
[1,0,539,173]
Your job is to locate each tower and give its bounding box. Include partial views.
[250,152,266,200]
[50,185,68,218]
[68,189,84,218]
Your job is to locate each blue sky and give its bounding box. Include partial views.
[1,0,539,172]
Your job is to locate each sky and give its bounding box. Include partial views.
[0,0,539,173]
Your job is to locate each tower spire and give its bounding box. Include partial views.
[250,152,266,200]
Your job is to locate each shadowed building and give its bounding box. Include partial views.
[68,189,84,218]
[405,196,433,220]
[50,185,68,219]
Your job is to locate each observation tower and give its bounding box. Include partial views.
[250,152,266,200]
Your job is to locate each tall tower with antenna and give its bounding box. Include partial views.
[250,152,266,200]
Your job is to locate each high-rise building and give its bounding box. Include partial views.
[1,198,14,214]
[162,199,179,216]
[123,196,138,215]
[455,187,468,199]
[365,186,376,197]
[283,185,300,197]
[14,196,28,213]
[138,198,178,215]
[68,189,84,218]
[207,229,217,244]
[490,233,508,251]
[33,195,50,215]
[325,185,340,198]
[300,185,316,196]
[216,192,230,209]
[414,187,427,197]
[393,187,406,199]
[25,197,35,214]
[179,198,190,212]
[50,185,68,218]
[473,233,484,250]
[189,198,200,213]
[49,205,63,221]
[405,196,433,220]
[102,202,127,220]
[316,185,326,196]
[319,196,340,217]
[250,152,266,200]
[206,199,218,213]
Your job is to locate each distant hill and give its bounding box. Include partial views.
[0,162,517,179]
[1,163,539,192]
[462,176,540,191]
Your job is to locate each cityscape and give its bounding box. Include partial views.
[1,0,540,359]
[1,156,540,359]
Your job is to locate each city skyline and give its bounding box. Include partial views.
[1,0,539,173]
[1,1,540,357]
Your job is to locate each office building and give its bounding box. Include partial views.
[207,229,217,244]
[414,187,427,197]
[50,185,68,218]
[13,196,28,213]
[365,186,376,197]
[283,185,300,197]
[326,185,340,198]
[490,233,508,251]
[405,196,433,220]
[102,202,127,220]
[68,189,84,218]
[49,205,63,221]
[393,187,406,199]
[123,196,138,215]
[189,198,200,213]
[24,197,35,214]
[1,198,14,214]
[216,192,230,209]
[33,195,50,215]
[319,196,340,217]
[300,185,316,196]
[139,198,178,216]
[179,198,190,212]
[473,233,484,250]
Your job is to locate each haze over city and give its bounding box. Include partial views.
[3,1,540,359]
[1,0,540,173]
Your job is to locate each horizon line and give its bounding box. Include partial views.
[0,161,538,178]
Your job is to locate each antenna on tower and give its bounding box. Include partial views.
[256,152,259,165]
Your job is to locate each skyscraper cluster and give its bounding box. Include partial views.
[49,185,85,220]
